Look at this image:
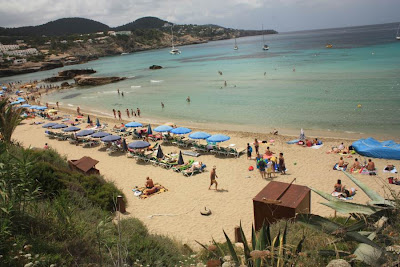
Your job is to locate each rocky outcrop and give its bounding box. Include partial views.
[149,65,162,70]
[74,75,126,86]
[0,61,63,78]
[43,69,96,82]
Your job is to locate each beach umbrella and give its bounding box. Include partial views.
[171,127,192,135]
[156,145,164,159]
[178,151,184,165]
[18,99,26,103]
[101,135,121,142]
[20,104,31,108]
[91,131,110,138]
[51,124,68,129]
[128,140,150,149]
[62,126,81,132]
[207,134,230,143]
[87,115,92,124]
[10,101,20,105]
[42,122,57,128]
[96,118,100,127]
[47,109,58,113]
[76,129,95,137]
[36,106,47,110]
[147,124,153,135]
[125,121,143,127]
[154,125,173,132]
[122,138,128,151]
[189,131,211,140]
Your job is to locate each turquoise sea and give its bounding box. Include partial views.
[3,22,400,139]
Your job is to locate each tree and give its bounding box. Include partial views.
[0,98,23,144]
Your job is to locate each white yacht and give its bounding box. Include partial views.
[170,26,181,54]
[262,25,269,50]
[396,24,400,40]
[234,37,238,50]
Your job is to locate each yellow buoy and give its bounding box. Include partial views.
[357,104,362,108]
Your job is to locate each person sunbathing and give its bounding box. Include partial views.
[187,161,203,172]
[352,158,362,170]
[145,177,154,189]
[305,139,312,147]
[366,159,375,171]
[334,179,344,192]
[143,185,164,195]
[338,157,348,168]
[338,142,345,151]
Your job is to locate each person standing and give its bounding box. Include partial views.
[161,102,164,108]
[113,109,116,119]
[254,138,259,155]
[131,109,134,117]
[126,108,130,118]
[117,89,120,95]
[56,102,59,109]
[266,160,273,178]
[209,166,218,190]
[117,110,122,121]
[137,108,141,117]
[121,92,124,97]
[279,153,286,175]
[77,106,80,115]
[186,96,190,103]
[247,143,252,160]
[257,157,266,179]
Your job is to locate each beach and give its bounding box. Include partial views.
[13,108,400,248]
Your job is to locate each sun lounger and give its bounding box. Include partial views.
[182,164,207,177]
[172,160,195,172]
[182,151,200,157]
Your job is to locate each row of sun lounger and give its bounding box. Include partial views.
[191,143,245,157]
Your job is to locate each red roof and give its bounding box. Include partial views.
[70,156,99,173]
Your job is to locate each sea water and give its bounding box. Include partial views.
[4,22,400,139]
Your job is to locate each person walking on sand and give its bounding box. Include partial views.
[126,108,130,118]
[257,156,266,179]
[279,153,286,175]
[77,106,80,115]
[113,109,116,119]
[56,102,59,109]
[209,166,218,190]
[117,110,122,121]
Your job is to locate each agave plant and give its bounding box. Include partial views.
[197,221,305,267]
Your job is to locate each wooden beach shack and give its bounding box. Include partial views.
[253,180,311,230]
[68,156,100,175]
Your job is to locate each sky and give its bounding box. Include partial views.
[0,0,399,32]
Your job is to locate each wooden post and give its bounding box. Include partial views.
[234,226,243,243]
[116,195,126,213]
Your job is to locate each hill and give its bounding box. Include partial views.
[115,16,169,31]
[1,17,110,36]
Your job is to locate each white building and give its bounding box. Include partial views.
[73,39,84,43]
[0,43,20,52]
[16,40,24,44]
[107,31,116,36]
[60,40,68,44]
[13,58,27,65]
[4,48,39,57]
[115,31,132,36]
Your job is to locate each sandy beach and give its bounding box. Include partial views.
[12,105,400,249]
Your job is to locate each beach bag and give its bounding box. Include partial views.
[249,146,253,153]
[248,166,254,171]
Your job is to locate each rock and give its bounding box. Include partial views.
[206,259,221,267]
[326,259,351,267]
[149,65,162,70]
[74,75,126,86]
[222,256,232,262]
[58,69,96,78]
[60,82,70,88]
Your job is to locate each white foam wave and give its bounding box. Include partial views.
[67,104,74,107]
[82,96,98,99]
[150,80,163,83]
[98,91,116,94]
[131,85,142,88]
[128,76,136,78]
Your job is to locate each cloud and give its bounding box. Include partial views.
[0,0,399,31]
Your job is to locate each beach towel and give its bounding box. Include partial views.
[333,163,347,171]
[286,139,299,144]
[132,183,168,199]
[383,166,397,173]
[331,191,354,200]
[311,144,324,149]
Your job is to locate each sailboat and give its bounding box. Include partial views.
[170,26,181,55]
[262,25,269,50]
[234,37,238,50]
[396,24,400,40]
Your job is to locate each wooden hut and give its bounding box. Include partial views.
[68,156,100,175]
[253,181,311,230]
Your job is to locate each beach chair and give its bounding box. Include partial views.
[182,164,207,177]
[172,160,194,172]
[217,146,230,156]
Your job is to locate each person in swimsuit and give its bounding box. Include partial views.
[366,159,375,171]
[113,109,116,119]
[278,153,286,175]
[338,157,348,168]
[247,143,252,160]
[209,166,218,190]
[254,138,259,155]
[352,158,362,170]
[334,179,344,192]
[145,177,154,189]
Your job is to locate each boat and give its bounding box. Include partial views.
[396,24,400,40]
[170,26,181,55]
[262,25,269,50]
[326,44,333,48]
[234,37,238,50]
[121,52,129,55]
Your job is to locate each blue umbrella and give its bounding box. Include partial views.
[96,118,100,127]
[62,126,81,132]
[101,135,121,142]
[76,129,95,137]
[18,99,26,103]
[125,121,143,127]
[42,122,57,128]
[171,127,192,135]
[20,104,31,108]
[36,106,48,110]
[51,124,68,129]
[154,125,173,132]
[189,132,211,140]
[30,105,38,109]
[10,101,20,105]
[91,131,110,138]
[207,134,230,143]
[128,140,150,149]
[147,124,153,135]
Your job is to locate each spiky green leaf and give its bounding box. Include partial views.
[223,230,240,265]
[251,224,256,250]
[320,201,383,215]
[239,221,251,265]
